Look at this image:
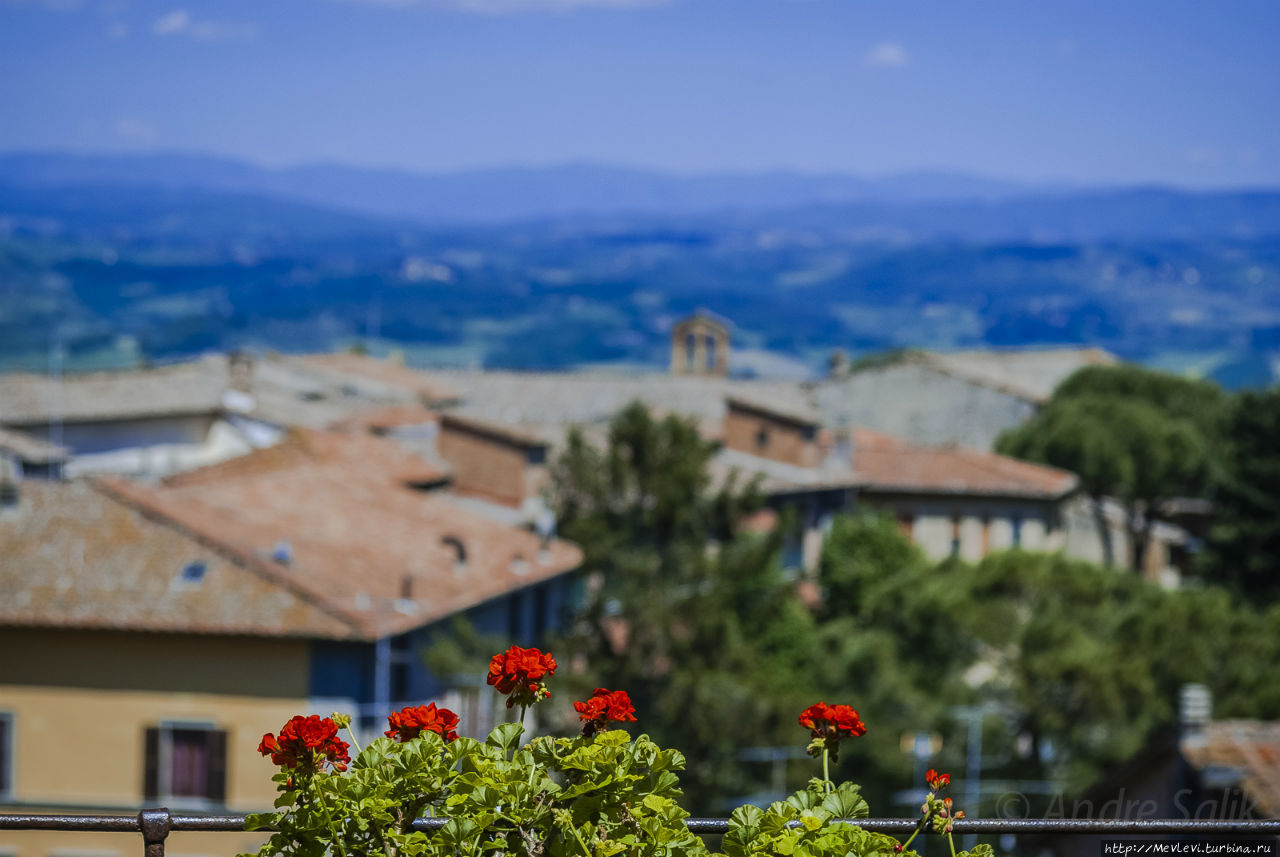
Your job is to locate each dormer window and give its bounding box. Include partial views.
[443,536,467,573]
[180,561,207,585]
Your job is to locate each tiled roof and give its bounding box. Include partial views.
[0,426,68,464]
[0,360,225,425]
[920,347,1118,402]
[295,353,460,405]
[1182,720,1280,818]
[849,428,1078,498]
[0,480,353,638]
[103,428,581,639]
[327,404,440,433]
[418,369,812,434]
[441,413,548,448]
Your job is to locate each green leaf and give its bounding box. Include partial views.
[486,722,525,756]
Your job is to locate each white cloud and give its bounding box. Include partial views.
[863,41,909,68]
[151,8,189,34]
[0,0,85,9]
[151,8,260,40]
[112,117,158,142]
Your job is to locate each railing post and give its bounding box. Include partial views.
[138,809,172,857]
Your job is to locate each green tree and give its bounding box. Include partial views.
[549,402,812,811]
[1204,386,1280,600]
[996,366,1219,572]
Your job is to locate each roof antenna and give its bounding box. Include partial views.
[48,324,64,480]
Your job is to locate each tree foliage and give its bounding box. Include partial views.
[1205,386,1280,600]
[550,402,810,811]
[547,397,1280,816]
[996,365,1221,571]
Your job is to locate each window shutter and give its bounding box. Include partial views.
[206,730,228,803]
[0,716,10,794]
[143,727,160,801]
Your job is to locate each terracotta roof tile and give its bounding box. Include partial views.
[850,428,1078,498]
[0,480,353,638]
[1183,721,1280,818]
[104,428,581,639]
[327,404,440,433]
[0,359,225,425]
[296,353,460,404]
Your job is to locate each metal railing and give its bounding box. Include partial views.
[1,810,1278,856]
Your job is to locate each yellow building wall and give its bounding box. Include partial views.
[0,629,317,857]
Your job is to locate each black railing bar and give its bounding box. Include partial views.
[3,812,1280,835]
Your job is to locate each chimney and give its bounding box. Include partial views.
[0,454,19,510]
[1180,683,1211,747]
[827,349,851,379]
[228,350,255,394]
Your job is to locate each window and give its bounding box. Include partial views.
[443,536,467,572]
[179,561,207,584]
[144,723,227,804]
[0,712,12,798]
[704,334,716,369]
[755,427,770,450]
[950,515,962,558]
[1011,515,1023,548]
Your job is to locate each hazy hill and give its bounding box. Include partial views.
[0,151,1277,387]
[3,153,1279,243]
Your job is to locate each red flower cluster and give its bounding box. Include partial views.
[487,645,557,708]
[385,703,460,743]
[922,770,963,834]
[798,702,867,741]
[258,715,351,772]
[573,687,637,736]
[798,701,866,762]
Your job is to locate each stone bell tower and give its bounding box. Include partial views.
[669,311,730,377]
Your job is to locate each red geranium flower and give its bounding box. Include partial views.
[798,701,866,762]
[573,687,637,736]
[385,703,460,743]
[258,715,350,772]
[798,702,867,740]
[487,645,557,709]
[926,769,951,791]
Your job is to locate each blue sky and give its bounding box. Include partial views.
[1,0,1277,186]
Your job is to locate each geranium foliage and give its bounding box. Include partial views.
[242,658,994,857]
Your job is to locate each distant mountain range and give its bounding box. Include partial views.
[1,150,1277,388]
[2,151,1279,242]
[0,151,1036,224]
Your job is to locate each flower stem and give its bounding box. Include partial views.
[343,723,363,757]
[569,822,593,857]
[948,832,958,857]
[822,746,831,791]
[901,821,924,854]
[312,776,351,857]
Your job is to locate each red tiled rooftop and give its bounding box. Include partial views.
[850,427,1078,498]
[1183,720,1280,818]
[101,428,580,639]
[0,480,352,639]
[298,352,460,404]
